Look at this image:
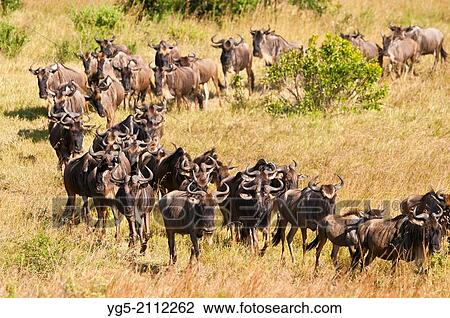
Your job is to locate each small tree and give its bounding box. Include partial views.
[264,34,387,116]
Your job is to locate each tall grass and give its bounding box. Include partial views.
[0,0,448,297]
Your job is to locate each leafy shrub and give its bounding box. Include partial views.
[264,34,387,116]
[71,5,122,48]
[54,39,77,63]
[289,0,329,16]
[1,0,22,15]
[230,74,250,111]
[0,21,27,58]
[120,0,259,20]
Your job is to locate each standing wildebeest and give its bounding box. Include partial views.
[95,35,131,57]
[175,53,222,107]
[150,40,181,68]
[29,63,87,113]
[352,206,444,272]
[111,159,155,253]
[113,58,154,109]
[211,35,255,94]
[153,64,203,110]
[250,26,300,66]
[306,207,385,269]
[159,181,229,264]
[272,175,344,262]
[85,75,125,128]
[340,31,383,66]
[389,25,447,71]
[381,33,420,78]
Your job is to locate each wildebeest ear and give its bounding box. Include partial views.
[84,95,91,101]
[188,197,200,205]
[48,64,58,73]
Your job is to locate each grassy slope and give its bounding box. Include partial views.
[0,0,449,297]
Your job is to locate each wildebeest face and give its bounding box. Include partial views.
[251,30,265,58]
[51,81,77,110]
[95,36,116,57]
[153,67,174,100]
[69,121,84,153]
[29,64,58,99]
[85,86,106,117]
[381,33,394,55]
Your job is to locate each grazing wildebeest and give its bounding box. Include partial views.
[153,64,203,110]
[85,75,125,128]
[211,35,255,93]
[381,33,420,78]
[95,35,131,58]
[389,25,447,71]
[150,40,181,68]
[111,159,155,253]
[250,26,300,66]
[159,181,229,264]
[113,58,154,109]
[272,175,344,262]
[29,63,87,112]
[306,207,385,269]
[155,147,193,195]
[174,53,222,107]
[352,206,444,272]
[340,31,382,66]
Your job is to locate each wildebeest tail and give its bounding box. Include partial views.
[272,218,284,246]
[305,233,319,251]
[218,80,226,91]
[441,46,448,61]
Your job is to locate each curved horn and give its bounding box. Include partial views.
[211,34,224,44]
[242,181,257,191]
[29,63,39,74]
[214,182,230,198]
[235,34,244,46]
[245,166,260,176]
[308,175,321,192]
[180,157,192,171]
[265,178,284,193]
[187,181,206,196]
[137,164,153,184]
[334,175,344,190]
[89,145,105,158]
[433,204,444,219]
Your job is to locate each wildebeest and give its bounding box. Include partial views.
[85,75,125,128]
[150,40,181,68]
[306,206,385,269]
[211,35,255,93]
[113,58,154,109]
[29,63,87,112]
[381,33,420,78]
[272,175,344,262]
[153,64,203,110]
[340,31,382,66]
[174,53,222,107]
[159,181,229,264]
[95,35,131,58]
[250,26,300,66]
[389,25,447,71]
[111,158,155,252]
[155,146,193,195]
[352,205,444,272]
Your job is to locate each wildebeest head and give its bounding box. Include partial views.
[47,80,78,110]
[187,181,230,237]
[173,53,198,68]
[211,35,244,69]
[276,160,303,191]
[134,103,166,139]
[95,35,117,57]
[388,24,407,39]
[407,205,444,253]
[152,65,176,99]
[29,63,59,99]
[250,26,274,58]
[75,51,96,76]
[85,76,113,117]
[150,40,179,68]
[110,159,153,198]
[113,59,141,93]
[307,175,344,200]
[49,106,86,154]
[380,33,395,56]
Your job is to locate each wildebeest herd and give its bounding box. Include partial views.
[27,23,448,273]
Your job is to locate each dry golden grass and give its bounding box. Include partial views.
[0,0,449,297]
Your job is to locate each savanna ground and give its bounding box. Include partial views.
[0,0,449,297]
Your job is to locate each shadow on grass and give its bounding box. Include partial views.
[4,106,47,121]
[18,128,48,142]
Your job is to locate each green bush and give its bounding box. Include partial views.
[230,74,250,111]
[264,34,387,116]
[71,5,122,49]
[1,0,22,15]
[0,21,27,58]
[120,0,259,20]
[289,0,329,16]
[54,39,77,63]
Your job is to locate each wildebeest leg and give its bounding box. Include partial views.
[403,63,409,79]
[62,192,76,224]
[300,227,308,262]
[260,227,269,256]
[140,209,152,255]
[189,232,200,263]
[314,232,327,269]
[125,213,138,248]
[203,83,209,107]
[222,68,228,95]
[212,76,221,106]
[167,230,176,264]
[286,226,298,263]
[363,250,376,270]
[246,66,255,94]
[81,196,91,228]
[331,244,340,268]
